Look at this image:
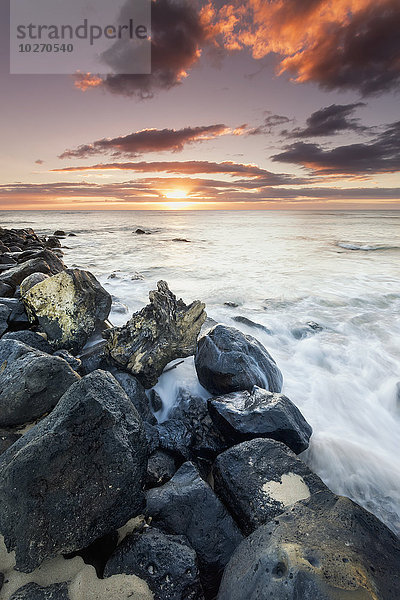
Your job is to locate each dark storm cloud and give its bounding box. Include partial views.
[289,103,367,138]
[272,120,400,175]
[59,125,230,159]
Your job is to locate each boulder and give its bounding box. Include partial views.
[10,582,69,599]
[0,339,81,427]
[146,449,178,488]
[22,269,112,353]
[78,340,108,374]
[208,386,312,454]
[104,527,204,600]
[195,325,283,395]
[53,350,82,372]
[0,430,21,455]
[156,393,227,462]
[0,303,11,335]
[104,281,206,388]
[112,370,156,425]
[232,315,271,334]
[20,273,49,296]
[0,298,29,328]
[1,330,53,353]
[146,461,243,595]
[212,438,327,535]
[0,370,148,572]
[53,231,66,237]
[0,251,64,289]
[0,282,13,297]
[217,491,400,600]
[44,236,62,249]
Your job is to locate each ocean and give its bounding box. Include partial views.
[1,209,400,536]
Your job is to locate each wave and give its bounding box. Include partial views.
[337,241,400,252]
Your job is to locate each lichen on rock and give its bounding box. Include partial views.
[104,281,206,388]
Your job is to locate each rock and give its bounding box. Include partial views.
[0,571,3,591]
[53,231,66,237]
[146,450,178,488]
[53,350,82,371]
[0,298,29,327]
[104,281,206,388]
[0,255,17,266]
[0,303,11,335]
[22,269,112,353]
[148,389,163,412]
[157,393,227,462]
[111,370,156,425]
[146,461,243,595]
[44,237,62,249]
[0,370,148,571]
[0,252,64,289]
[208,386,312,454]
[223,302,239,308]
[1,330,53,353]
[78,341,108,374]
[172,238,191,243]
[292,320,324,340]
[0,282,14,297]
[0,339,80,427]
[105,527,203,600]
[232,315,271,334]
[68,233,77,237]
[195,325,283,395]
[10,582,69,599]
[65,531,119,578]
[20,273,49,296]
[213,438,327,535]
[0,430,21,455]
[134,229,147,235]
[9,246,22,252]
[217,490,400,600]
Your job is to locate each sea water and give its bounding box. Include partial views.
[1,209,400,535]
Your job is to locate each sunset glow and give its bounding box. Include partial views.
[163,189,189,199]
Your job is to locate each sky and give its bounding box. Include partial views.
[1,0,400,210]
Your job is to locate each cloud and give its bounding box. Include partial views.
[35,159,44,165]
[248,114,293,135]
[272,120,400,175]
[52,159,305,184]
[74,0,219,97]
[288,103,367,138]
[59,125,230,159]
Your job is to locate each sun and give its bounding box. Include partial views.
[164,189,188,199]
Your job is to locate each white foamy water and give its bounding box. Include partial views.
[1,209,400,535]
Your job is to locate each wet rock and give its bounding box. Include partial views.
[148,389,163,413]
[22,269,112,353]
[232,315,271,334]
[208,386,312,454]
[105,527,203,600]
[223,302,239,308]
[104,281,206,388]
[1,330,52,353]
[157,393,227,462]
[111,370,156,425]
[68,233,77,237]
[0,282,14,297]
[292,321,324,340]
[172,238,191,243]
[0,255,17,266]
[134,229,147,235]
[0,370,148,572]
[20,272,49,296]
[217,490,400,600]
[0,303,11,335]
[195,324,283,395]
[146,461,243,595]
[0,297,29,328]
[0,250,64,289]
[213,438,327,535]
[53,350,82,371]
[0,339,80,427]
[44,236,62,249]
[9,246,22,253]
[78,341,108,374]
[0,430,21,455]
[146,449,178,488]
[53,230,66,237]
[10,582,69,599]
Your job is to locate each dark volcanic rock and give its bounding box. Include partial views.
[105,527,204,600]
[146,462,243,595]
[208,386,312,454]
[195,324,283,395]
[9,582,69,600]
[157,393,227,462]
[218,490,400,600]
[0,250,64,289]
[78,340,108,374]
[0,282,14,297]
[0,303,11,335]
[0,429,21,455]
[1,330,52,353]
[0,297,29,328]
[0,339,80,427]
[53,349,82,371]
[146,449,178,488]
[53,230,66,237]
[232,315,271,334]
[0,370,148,572]
[22,268,112,353]
[213,438,327,535]
[112,370,156,425]
[135,228,147,234]
[104,281,206,388]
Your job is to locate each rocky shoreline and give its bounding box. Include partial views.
[0,225,399,600]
